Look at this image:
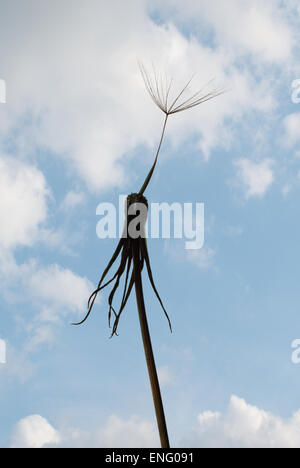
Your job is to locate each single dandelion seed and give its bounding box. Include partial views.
[138,62,224,195]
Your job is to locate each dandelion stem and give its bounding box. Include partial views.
[139,113,169,196]
[132,239,170,449]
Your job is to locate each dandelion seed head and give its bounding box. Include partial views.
[139,61,224,116]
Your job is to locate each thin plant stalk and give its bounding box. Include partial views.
[132,239,170,449]
[139,114,169,196]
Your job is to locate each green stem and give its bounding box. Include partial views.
[132,240,170,449]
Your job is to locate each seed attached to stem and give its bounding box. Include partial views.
[74,64,224,448]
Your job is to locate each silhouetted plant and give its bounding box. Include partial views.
[74,64,223,448]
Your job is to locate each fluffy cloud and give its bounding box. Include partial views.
[9,414,158,448]
[0,254,94,350]
[0,0,285,194]
[0,256,93,316]
[23,264,93,350]
[10,396,300,448]
[0,156,49,249]
[283,113,300,147]
[234,158,274,199]
[0,155,92,353]
[95,415,159,449]
[27,264,93,318]
[209,1,292,62]
[10,415,60,448]
[186,395,300,448]
[150,0,295,62]
[0,155,93,349]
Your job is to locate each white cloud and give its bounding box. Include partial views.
[95,415,159,449]
[0,155,83,257]
[0,254,94,350]
[10,415,60,448]
[0,257,93,320]
[283,113,300,147]
[186,395,300,448]
[9,414,158,448]
[27,264,93,317]
[0,156,49,249]
[10,396,300,448]
[0,153,92,352]
[151,0,294,63]
[24,264,94,349]
[202,0,293,62]
[0,0,285,194]
[234,158,274,199]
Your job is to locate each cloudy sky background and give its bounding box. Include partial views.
[1,0,300,448]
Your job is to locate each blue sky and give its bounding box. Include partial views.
[1,0,300,448]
